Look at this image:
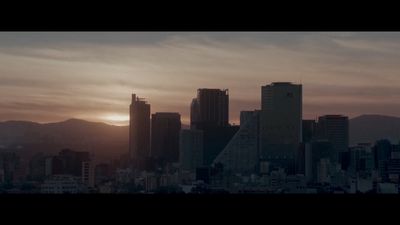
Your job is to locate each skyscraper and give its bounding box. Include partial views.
[373,139,392,181]
[189,88,236,167]
[260,82,302,174]
[213,110,260,174]
[129,94,151,167]
[316,115,349,163]
[302,119,317,143]
[179,129,204,172]
[151,112,181,163]
[190,98,200,129]
[190,88,229,129]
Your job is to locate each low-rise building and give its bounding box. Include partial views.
[40,175,84,194]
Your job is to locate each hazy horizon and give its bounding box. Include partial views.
[2,32,400,126]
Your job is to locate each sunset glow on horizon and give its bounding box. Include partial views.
[1,32,400,125]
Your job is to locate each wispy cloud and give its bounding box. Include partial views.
[1,32,400,124]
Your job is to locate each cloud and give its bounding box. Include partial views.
[1,32,400,124]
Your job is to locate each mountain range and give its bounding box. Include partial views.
[349,114,400,145]
[0,119,190,161]
[0,119,128,161]
[0,115,399,160]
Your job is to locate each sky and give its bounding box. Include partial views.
[1,32,400,126]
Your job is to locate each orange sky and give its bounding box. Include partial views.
[1,32,400,126]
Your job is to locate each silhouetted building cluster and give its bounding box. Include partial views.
[3,82,400,194]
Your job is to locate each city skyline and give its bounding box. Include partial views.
[2,32,400,125]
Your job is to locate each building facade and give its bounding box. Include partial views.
[190,88,229,129]
[129,94,151,167]
[151,112,181,163]
[260,82,302,174]
[212,110,260,174]
[316,115,349,163]
[179,129,204,172]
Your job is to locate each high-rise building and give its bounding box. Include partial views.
[28,153,48,181]
[151,112,181,163]
[190,98,200,129]
[0,151,20,184]
[189,88,236,167]
[373,139,392,180]
[212,110,260,174]
[202,125,239,166]
[308,140,335,183]
[129,94,151,167]
[348,143,374,177]
[302,119,317,143]
[190,88,229,129]
[94,163,112,185]
[260,82,302,174]
[45,156,63,176]
[179,129,204,172]
[57,149,90,176]
[82,161,95,188]
[316,115,349,163]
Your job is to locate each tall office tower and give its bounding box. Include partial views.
[189,88,235,166]
[213,110,260,174]
[260,82,302,174]
[179,129,204,172]
[202,125,239,166]
[151,112,181,163]
[302,119,317,143]
[129,94,151,167]
[373,139,392,181]
[190,98,200,129]
[190,88,229,129]
[316,115,349,163]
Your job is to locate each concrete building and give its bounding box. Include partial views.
[377,183,398,193]
[82,161,95,188]
[129,94,151,168]
[302,119,317,143]
[57,149,90,176]
[316,115,349,163]
[151,112,181,163]
[189,88,236,167]
[190,88,229,129]
[307,140,335,183]
[348,143,374,177]
[373,139,392,181]
[202,125,239,166]
[179,129,204,172]
[40,175,83,194]
[44,156,63,176]
[212,110,260,174]
[260,82,302,174]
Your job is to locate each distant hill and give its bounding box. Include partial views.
[0,119,192,161]
[350,114,400,145]
[0,119,129,161]
[4,115,399,160]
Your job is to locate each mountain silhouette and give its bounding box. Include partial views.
[350,114,400,145]
[0,118,129,161]
[5,115,399,160]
